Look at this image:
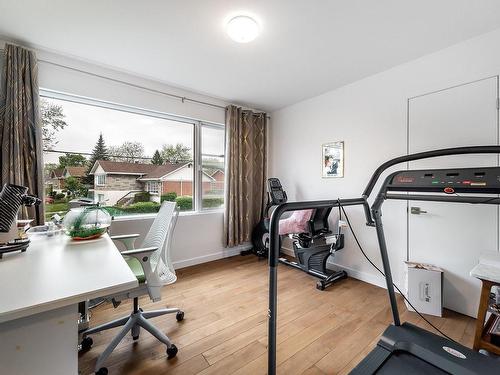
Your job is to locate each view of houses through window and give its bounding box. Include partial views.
[42,94,225,220]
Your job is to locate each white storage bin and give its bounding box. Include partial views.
[404,261,443,317]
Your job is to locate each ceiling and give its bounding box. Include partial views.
[1,1,500,111]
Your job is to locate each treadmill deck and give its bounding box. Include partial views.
[350,322,499,374]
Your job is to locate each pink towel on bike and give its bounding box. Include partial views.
[279,209,314,235]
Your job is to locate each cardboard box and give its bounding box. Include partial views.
[404,261,443,317]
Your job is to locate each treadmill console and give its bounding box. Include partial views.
[267,178,288,205]
[388,166,500,194]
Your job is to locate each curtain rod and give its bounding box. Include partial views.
[39,59,230,111]
[0,47,270,117]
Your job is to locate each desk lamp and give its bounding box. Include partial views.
[0,183,41,257]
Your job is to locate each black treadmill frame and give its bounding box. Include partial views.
[267,145,500,375]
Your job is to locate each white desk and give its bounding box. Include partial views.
[0,234,138,375]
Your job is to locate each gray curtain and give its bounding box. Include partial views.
[224,105,267,247]
[0,44,44,224]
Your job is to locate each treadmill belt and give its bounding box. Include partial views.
[376,352,448,374]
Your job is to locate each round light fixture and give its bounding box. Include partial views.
[226,15,259,43]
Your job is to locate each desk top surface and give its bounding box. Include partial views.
[470,252,500,284]
[0,233,138,323]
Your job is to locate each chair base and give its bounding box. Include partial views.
[82,297,183,373]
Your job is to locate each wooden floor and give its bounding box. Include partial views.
[79,255,476,375]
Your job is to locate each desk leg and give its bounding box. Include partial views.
[0,305,79,375]
[473,279,493,351]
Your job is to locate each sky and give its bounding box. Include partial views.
[42,97,224,165]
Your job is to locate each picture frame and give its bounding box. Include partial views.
[322,141,344,178]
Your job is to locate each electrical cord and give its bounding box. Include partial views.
[337,201,457,343]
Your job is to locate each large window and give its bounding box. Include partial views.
[41,91,224,220]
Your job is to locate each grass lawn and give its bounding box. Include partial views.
[45,202,69,213]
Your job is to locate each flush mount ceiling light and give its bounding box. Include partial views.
[226,15,259,43]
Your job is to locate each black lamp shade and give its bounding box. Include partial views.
[0,184,29,232]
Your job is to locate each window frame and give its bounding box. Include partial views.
[198,122,226,211]
[95,174,106,186]
[40,89,225,217]
[146,181,159,195]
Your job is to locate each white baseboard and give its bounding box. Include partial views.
[173,243,252,269]
[282,247,388,289]
[329,262,387,289]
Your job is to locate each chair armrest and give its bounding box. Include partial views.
[111,234,140,240]
[121,247,158,284]
[121,246,157,257]
[111,234,140,250]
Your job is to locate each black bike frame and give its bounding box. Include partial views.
[267,145,500,375]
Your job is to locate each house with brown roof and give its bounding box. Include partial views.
[45,166,89,193]
[89,160,221,205]
[63,166,87,179]
[46,168,65,192]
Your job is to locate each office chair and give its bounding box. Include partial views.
[82,201,183,375]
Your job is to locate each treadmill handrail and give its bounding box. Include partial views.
[362,145,500,199]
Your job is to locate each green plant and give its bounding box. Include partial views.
[67,207,108,239]
[134,191,151,203]
[45,202,69,213]
[120,201,160,213]
[69,227,107,239]
[161,192,177,202]
[55,193,66,200]
[175,196,193,210]
[202,197,224,208]
[65,176,85,197]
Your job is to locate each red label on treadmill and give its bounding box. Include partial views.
[395,176,414,183]
[443,187,455,194]
[442,346,466,359]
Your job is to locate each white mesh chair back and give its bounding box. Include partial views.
[141,201,178,285]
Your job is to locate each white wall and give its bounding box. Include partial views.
[110,212,246,269]
[270,28,500,289]
[0,39,249,268]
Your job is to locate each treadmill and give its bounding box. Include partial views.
[266,146,500,375]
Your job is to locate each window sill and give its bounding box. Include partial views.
[111,208,224,222]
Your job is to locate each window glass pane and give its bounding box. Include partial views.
[201,125,225,209]
[42,96,194,220]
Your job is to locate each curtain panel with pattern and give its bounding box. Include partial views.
[224,105,267,247]
[0,44,44,224]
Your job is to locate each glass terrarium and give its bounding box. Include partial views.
[62,206,112,240]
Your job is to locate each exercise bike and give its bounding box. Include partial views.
[251,178,347,290]
[278,206,348,291]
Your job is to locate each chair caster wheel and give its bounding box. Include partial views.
[316,282,325,291]
[176,311,184,322]
[132,335,139,341]
[167,344,178,359]
[81,336,93,351]
[95,367,108,375]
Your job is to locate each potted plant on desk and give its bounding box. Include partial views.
[63,205,111,241]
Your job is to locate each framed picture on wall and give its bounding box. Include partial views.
[322,141,344,178]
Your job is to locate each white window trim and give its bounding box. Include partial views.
[40,89,225,216]
[95,174,106,186]
[146,181,160,195]
[198,122,226,211]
